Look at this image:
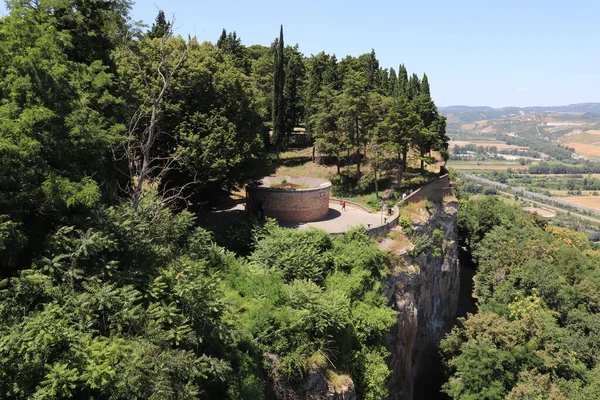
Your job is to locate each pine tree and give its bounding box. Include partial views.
[217,28,227,47]
[148,10,171,39]
[272,25,286,157]
[421,73,431,98]
[216,28,247,70]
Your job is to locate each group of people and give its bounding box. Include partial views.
[401,188,414,200]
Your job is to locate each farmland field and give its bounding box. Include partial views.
[561,142,600,157]
[558,196,600,211]
[560,130,600,157]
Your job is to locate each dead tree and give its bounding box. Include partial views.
[118,21,197,213]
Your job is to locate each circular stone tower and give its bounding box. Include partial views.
[246,176,332,222]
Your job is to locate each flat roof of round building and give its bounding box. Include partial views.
[249,176,331,191]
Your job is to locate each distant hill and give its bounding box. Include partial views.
[440,103,600,123]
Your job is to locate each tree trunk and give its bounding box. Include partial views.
[355,117,361,181]
[356,149,361,181]
[374,168,378,198]
[396,150,402,189]
[400,149,408,188]
[420,149,425,175]
[312,146,315,163]
[336,160,341,175]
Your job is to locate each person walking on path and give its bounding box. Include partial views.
[342,200,346,211]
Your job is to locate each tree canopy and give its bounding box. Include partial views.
[443,196,600,400]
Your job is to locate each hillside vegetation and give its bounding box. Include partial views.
[442,197,600,399]
[0,1,449,398]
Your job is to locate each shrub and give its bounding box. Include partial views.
[483,187,498,195]
[398,215,412,230]
[409,234,433,257]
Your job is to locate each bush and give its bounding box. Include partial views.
[482,187,498,195]
[398,215,412,230]
[409,234,433,257]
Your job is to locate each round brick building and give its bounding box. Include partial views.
[246,176,332,222]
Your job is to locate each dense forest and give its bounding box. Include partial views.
[443,197,600,399]
[0,1,449,399]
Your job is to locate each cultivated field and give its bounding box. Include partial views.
[559,196,600,212]
[562,142,600,157]
[560,129,600,157]
[450,140,528,151]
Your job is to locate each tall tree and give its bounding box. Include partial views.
[389,67,398,97]
[377,97,421,186]
[361,49,380,90]
[305,52,339,131]
[396,64,409,98]
[147,10,172,39]
[421,73,431,98]
[309,86,347,174]
[283,45,306,145]
[409,73,421,100]
[216,28,248,71]
[379,68,389,94]
[272,25,285,157]
[0,0,130,271]
[413,95,443,173]
[337,71,370,180]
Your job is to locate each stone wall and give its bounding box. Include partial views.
[385,199,460,399]
[247,184,331,223]
[403,174,453,204]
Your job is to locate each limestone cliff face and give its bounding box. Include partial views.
[384,199,460,400]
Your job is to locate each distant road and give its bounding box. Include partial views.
[460,173,600,224]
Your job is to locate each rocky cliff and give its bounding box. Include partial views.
[384,198,460,399]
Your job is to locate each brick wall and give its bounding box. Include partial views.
[247,186,331,222]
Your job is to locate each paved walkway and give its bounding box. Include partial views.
[202,200,396,235]
[281,200,392,234]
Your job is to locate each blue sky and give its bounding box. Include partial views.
[2,1,598,108]
[130,0,600,108]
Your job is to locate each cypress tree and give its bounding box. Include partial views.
[409,73,421,100]
[397,64,409,98]
[389,67,397,97]
[379,68,389,94]
[421,73,431,98]
[272,25,285,157]
[365,49,379,90]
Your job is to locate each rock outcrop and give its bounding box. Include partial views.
[267,354,356,400]
[384,198,460,399]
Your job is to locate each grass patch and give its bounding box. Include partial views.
[327,371,353,393]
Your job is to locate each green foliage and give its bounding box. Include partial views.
[410,234,433,257]
[398,214,413,230]
[442,196,600,399]
[0,4,452,398]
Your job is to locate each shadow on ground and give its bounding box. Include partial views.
[280,208,342,229]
